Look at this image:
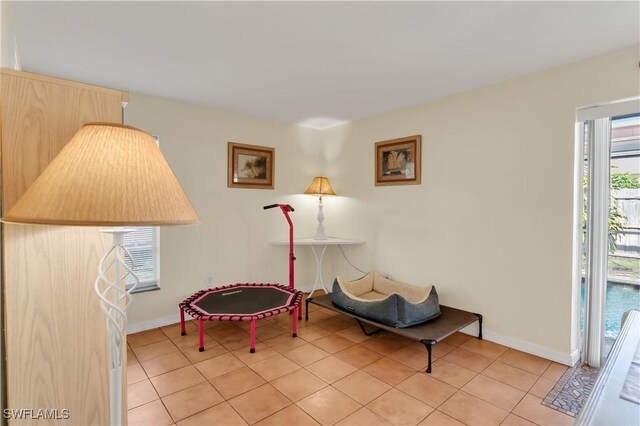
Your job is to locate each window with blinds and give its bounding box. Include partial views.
[124,227,160,292]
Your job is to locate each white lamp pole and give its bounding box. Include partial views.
[95,229,139,425]
[304,176,336,240]
[314,195,327,240]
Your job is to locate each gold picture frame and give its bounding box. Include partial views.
[375,135,421,186]
[227,142,275,189]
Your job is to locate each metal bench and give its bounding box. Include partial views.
[306,294,482,373]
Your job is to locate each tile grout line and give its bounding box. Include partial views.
[128,313,571,425]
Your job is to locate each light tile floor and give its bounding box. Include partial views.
[126,296,574,425]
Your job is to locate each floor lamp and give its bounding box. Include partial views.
[304,176,336,240]
[2,123,199,425]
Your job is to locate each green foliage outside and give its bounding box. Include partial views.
[583,172,639,254]
[611,172,640,190]
[608,203,626,254]
[610,172,639,253]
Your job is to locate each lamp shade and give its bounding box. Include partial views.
[304,176,336,196]
[2,123,199,226]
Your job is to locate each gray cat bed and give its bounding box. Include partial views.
[331,271,440,328]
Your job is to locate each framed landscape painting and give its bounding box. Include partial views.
[227,142,275,189]
[375,135,421,186]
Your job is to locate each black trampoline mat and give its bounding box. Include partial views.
[193,286,294,315]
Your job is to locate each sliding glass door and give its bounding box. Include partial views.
[578,99,640,367]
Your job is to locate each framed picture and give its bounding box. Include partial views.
[375,135,421,186]
[227,142,275,189]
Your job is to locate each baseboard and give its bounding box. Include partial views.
[458,323,576,366]
[127,313,185,334]
[570,348,581,366]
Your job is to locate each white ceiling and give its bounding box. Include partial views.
[11,1,640,129]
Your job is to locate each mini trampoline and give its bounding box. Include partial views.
[179,204,303,353]
[179,283,302,352]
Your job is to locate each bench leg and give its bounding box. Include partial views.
[356,319,381,337]
[180,308,186,336]
[474,313,483,340]
[421,339,437,373]
[305,297,311,321]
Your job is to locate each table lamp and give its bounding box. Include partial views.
[2,123,199,425]
[304,176,336,240]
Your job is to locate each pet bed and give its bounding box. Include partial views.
[331,271,441,328]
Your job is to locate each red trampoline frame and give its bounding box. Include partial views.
[179,283,302,352]
[178,204,302,353]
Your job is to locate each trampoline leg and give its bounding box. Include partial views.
[292,308,298,337]
[305,297,311,321]
[298,304,302,321]
[421,340,436,374]
[180,309,186,336]
[198,319,204,352]
[250,319,256,353]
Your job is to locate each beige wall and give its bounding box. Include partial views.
[125,45,639,363]
[321,44,640,363]
[125,94,324,326]
[1,1,18,69]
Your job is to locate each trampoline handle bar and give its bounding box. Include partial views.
[263,203,296,291]
[263,204,295,212]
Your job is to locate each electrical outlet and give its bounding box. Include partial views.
[382,271,391,279]
[206,272,213,287]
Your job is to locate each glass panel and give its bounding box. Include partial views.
[605,113,640,356]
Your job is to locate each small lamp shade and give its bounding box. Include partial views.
[2,123,199,226]
[304,176,336,197]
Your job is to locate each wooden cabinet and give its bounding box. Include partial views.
[0,69,128,425]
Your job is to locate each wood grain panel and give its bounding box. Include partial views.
[4,226,111,424]
[1,69,126,425]
[1,69,124,210]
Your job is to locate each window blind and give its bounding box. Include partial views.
[124,227,159,291]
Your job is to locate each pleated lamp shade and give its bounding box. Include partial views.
[304,177,336,197]
[3,123,199,226]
